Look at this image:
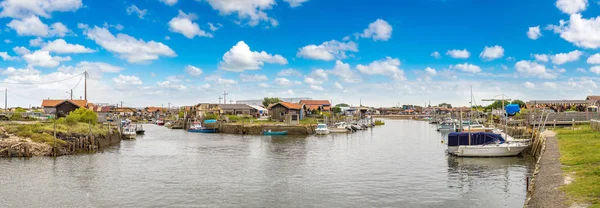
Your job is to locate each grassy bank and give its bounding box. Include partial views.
[0,122,109,146]
[556,125,600,207]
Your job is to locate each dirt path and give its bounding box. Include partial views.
[527,131,567,208]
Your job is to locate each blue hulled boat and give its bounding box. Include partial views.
[188,123,217,133]
[263,130,288,136]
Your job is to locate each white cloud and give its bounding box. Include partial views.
[577,68,587,73]
[219,41,287,72]
[479,45,504,61]
[4,39,11,43]
[157,81,187,91]
[0,0,83,19]
[199,83,211,90]
[0,52,18,61]
[277,68,302,77]
[49,22,69,37]
[359,19,392,41]
[275,77,299,86]
[169,10,212,39]
[103,22,124,31]
[329,60,361,83]
[304,76,323,85]
[356,57,405,80]
[57,61,123,78]
[113,74,143,86]
[283,0,309,7]
[7,15,71,37]
[533,54,549,62]
[41,39,95,53]
[450,63,482,73]
[126,5,147,19]
[185,65,203,77]
[259,83,269,88]
[309,69,328,80]
[23,50,71,68]
[551,50,583,65]
[424,67,437,76]
[590,66,600,74]
[29,37,43,46]
[527,26,542,40]
[12,46,30,55]
[297,40,358,61]
[83,26,176,63]
[334,82,343,89]
[555,0,587,14]
[515,60,557,79]
[204,0,278,26]
[523,81,535,89]
[549,14,600,49]
[240,74,267,82]
[216,77,238,85]
[159,0,178,6]
[431,51,440,59]
[543,82,558,89]
[208,22,222,31]
[310,85,324,91]
[446,49,470,59]
[165,36,171,40]
[587,53,600,64]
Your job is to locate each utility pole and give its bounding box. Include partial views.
[4,89,6,111]
[229,99,233,104]
[120,101,124,108]
[218,96,222,104]
[84,71,88,101]
[223,91,228,104]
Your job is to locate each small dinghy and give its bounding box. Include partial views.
[263,129,288,136]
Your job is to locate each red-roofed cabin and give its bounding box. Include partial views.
[299,100,331,114]
[267,102,305,121]
[41,99,87,118]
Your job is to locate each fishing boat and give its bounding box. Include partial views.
[135,125,145,135]
[156,119,165,126]
[263,129,288,136]
[374,119,385,125]
[330,122,352,133]
[122,125,137,139]
[315,123,330,135]
[447,132,528,157]
[188,123,217,133]
[437,121,457,131]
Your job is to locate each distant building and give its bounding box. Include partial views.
[217,104,256,115]
[268,102,305,121]
[300,100,331,113]
[41,99,87,118]
[237,97,313,107]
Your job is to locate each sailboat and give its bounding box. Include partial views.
[447,87,529,157]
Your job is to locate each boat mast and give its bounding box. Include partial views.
[469,85,473,145]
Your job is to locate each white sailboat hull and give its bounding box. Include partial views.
[329,128,349,133]
[315,129,330,135]
[449,143,528,157]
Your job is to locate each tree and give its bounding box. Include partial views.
[438,103,452,108]
[332,106,342,114]
[335,103,350,107]
[262,97,281,107]
[65,108,98,125]
[511,100,526,108]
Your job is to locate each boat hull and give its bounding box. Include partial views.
[315,129,329,135]
[136,130,145,135]
[188,128,217,133]
[263,131,288,136]
[329,128,349,133]
[123,133,136,139]
[449,144,528,157]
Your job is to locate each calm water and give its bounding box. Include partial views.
[0,120,534,208]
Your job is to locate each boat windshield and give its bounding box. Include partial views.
[317,124,327,128]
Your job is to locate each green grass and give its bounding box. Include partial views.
[1,122,109,146]
[556,125,600,206]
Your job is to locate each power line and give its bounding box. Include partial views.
[0,72,85,85]
[71,73,85,90]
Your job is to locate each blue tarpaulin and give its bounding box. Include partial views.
[204,119,217,124]
[447,132,505,146]
[505,104,520,116]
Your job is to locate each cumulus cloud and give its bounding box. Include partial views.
[126,5,147,19]
[274,77,300,86]
[548,14,600,49]
[297,40,358,61]
[41,39,95,53]
[356,57,405,80]
[23,50,71,68]
[523,81,535,89]
[12,46,30,55]
[57,61,123,78]
[158,80,187,91]
[359,19,393,41]
[0,0,83,19]
[283,0,309,7]
[4,39,11,44]
[169,10,212,39]
[527,26,542,40]
[515,60,557,79]
[309,85,324,91]
[159,0,178,6]
[0,52,18,61]
[450,63,481,73]
[431,51,440,59]
[29,37,43,46]
[309,69,328,80]
[204,0,278,26]
[7,15,70,37]
[533,54,549,62]
[424,67,437,76]
[240,73,267,82]
[208,23,222,31]
[555,0,587,14]
[328,60,361,83]
[590,66,600,74]
[587,53,600,64]
[258,83,269,88]
[304,76,323,85]
[543,82,558,89]
[83,25,176,63]
[216,77,238,85]
[219,41,287,72]
[550,50,583,65]
[113,74,143,86]
[277,68,302,77]
[479,45,504,61]
[185,65,203,77]
[446,49,470,59]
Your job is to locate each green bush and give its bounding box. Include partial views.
[65,108,97,125]
[204,114,218,120]
[10,112,22,120]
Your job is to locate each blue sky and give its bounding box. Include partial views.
[0,0,599,107]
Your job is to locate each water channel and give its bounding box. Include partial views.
[0,119,534,207]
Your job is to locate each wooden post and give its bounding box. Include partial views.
[53,121,57,157]
[553,120,556,130]
[572,118,575,129]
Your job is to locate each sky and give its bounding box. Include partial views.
[0,0,600,108]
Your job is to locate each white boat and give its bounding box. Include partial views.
[315,123,330,135]
[453,143,529,157]
[330,122,351,133]
[462,124,490,132]
[122,125,137,139]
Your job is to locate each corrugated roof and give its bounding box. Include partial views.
[41,99,87,108]
[271,102,303,110]
[217,104,253,110]
[300,100,331,105]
